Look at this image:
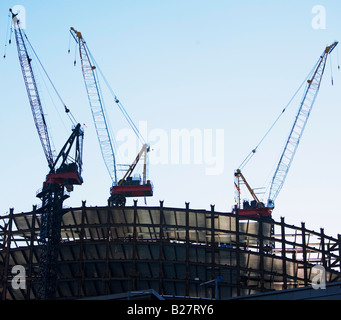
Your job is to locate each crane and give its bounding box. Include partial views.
[70,27,153,206]
[10,9,84,299]
[111,143,153,206]
[235,41,338,219]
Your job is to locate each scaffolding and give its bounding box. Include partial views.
[1,201,341,300]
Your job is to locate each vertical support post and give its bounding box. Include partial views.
[27,205,37,300]
[320,228,327,269]
[185,202,190,297]
[235,209,241,296]
[131,200,138,291]
[338,234,341,274]
[301,222,308,286]
[280,217,287,290]
[210,205,216,299]
[236,175,241,209]
[320,228,329,284]
[1,208,14,300]
[77,201,86,298]
[258,214,265,292]
[158,201,164,295]
[103,204,112,295]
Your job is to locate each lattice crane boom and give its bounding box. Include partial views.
[70,27,117,185]
[267,41,338,207]
[10,9,54,169]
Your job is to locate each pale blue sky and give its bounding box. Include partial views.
[1,0,341,237]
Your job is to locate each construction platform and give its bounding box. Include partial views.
[1,201,341,300]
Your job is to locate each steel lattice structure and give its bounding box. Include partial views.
[11,13,54,169]
[1,202,340,300]
[70,27,117,185]
[268,42,338,206]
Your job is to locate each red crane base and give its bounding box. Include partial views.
[236,207,272,219]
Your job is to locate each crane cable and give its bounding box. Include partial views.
[4,14,78,127]
[85,45,147,146]
[330,52,334,85]
[3,12,11,58]
[238,59,319,171]
[23,32,78,126]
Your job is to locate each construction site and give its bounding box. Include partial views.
[1,201,341,300]
[1,8,341,300]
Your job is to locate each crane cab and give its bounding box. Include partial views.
[37,163,83,199]
[110,177,153,206]
[45,163,83,187]
[234,170,272,219]
[109,144,153,206]
[235,200,272,219]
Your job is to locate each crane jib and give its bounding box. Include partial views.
[326,41,338,54]
[11,12,55,169]
[267,42,337,207]
[70,27,118,185]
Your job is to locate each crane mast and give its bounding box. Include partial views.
[10,9,84,299]
[36,123,83,300]
[267,41,338,207]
